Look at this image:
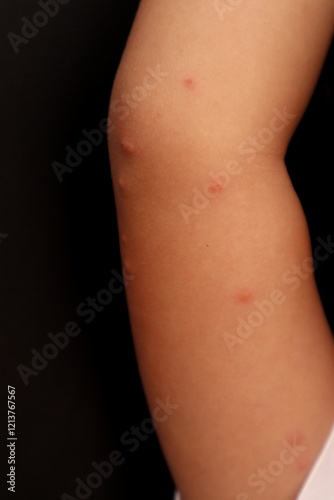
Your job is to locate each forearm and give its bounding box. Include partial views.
[109,136,334,500]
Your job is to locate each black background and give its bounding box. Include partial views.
[0,1,333,499]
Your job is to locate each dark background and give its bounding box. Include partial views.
[0,1,333,499]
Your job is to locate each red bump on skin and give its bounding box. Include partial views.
[120,137,135,156]
[121,234,127,244]
[183,77,196,90]
[285,431,307,451]
[208,182,223,195]
[236,287,253,303]
[118,176,127,191]
[284,432,309,471]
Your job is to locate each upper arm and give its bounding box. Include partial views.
[110,0,334,159]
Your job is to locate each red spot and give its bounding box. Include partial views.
[183,78,196,90]
[208,182,223,194]
[285,431,306,450]
[120,137,135,156]
[295,455,311,473]
[236,287,253,303]
[284,431,308,471]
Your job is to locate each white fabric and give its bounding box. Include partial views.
[297,422,334,499]
[174,422,334,500]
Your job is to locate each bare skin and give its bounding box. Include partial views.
[108,1,334,498]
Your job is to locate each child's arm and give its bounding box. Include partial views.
[108,2,334,498]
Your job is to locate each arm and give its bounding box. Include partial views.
[108,1,334,498]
